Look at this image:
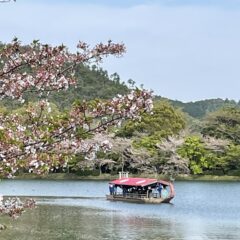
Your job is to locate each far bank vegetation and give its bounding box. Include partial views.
[2,62,240,178]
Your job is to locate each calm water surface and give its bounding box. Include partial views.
[0,180,239,240]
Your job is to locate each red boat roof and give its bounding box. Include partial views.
[110,178,158,187]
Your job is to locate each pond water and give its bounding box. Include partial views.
[0,180,240,240]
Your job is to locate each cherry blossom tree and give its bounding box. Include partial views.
[0,39,153,218]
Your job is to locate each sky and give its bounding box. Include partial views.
[0,0,240,102]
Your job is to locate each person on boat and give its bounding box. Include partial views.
[113,185,117,195]
[122,186,127,196]
[147,186,152,198]
[161,185,169,199]
[157,183,163,198]
[109,184,114,195]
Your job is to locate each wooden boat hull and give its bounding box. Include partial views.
[106,194,173,204]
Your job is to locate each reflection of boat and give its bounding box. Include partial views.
[106,177,175,204]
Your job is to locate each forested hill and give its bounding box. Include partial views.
[2,64,129,109]
[155,96,239,118]
[1,39,238,114]
[45,65,129,108]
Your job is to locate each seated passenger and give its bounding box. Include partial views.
[161,186,169,199]
[113,185,117,195]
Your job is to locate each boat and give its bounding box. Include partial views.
[106,177,175,204]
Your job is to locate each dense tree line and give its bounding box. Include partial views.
[56,98,240,177]
[3,87,240,177]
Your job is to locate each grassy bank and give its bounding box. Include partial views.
[13,173,240,181]
[14,173,117,181]
[175,174,240,181]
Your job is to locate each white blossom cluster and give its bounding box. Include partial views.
[0,197,35,219]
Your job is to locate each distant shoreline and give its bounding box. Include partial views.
[10,173,240,181]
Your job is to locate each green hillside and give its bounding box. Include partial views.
[155,96,238,118]
[2,64,129,110]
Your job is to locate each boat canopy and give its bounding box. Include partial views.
[110,178,158,187]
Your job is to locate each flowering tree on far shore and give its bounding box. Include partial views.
[0,39,153,218]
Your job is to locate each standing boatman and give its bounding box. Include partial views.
[109,184,114,195]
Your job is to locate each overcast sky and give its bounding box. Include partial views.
[0,0,240,102]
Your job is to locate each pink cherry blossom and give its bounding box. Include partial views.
[0,39,153,218]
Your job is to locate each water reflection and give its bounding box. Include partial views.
[1,204,240,240]
[1,205,184,240]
